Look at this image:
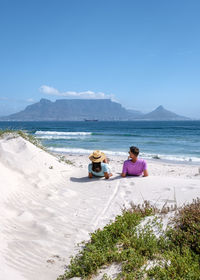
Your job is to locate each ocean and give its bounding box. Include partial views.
[0,121,200,163]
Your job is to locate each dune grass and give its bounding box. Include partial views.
[58,199,200,280]
[0,129,44,148]
[0,129,74,165]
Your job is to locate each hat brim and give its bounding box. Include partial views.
[89,152,106,162]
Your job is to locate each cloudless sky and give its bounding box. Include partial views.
[0,0,200,118]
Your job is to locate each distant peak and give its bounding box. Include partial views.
[156,105,165,110]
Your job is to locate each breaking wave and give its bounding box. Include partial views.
[35,131,92,137]
[48,147,200,163]
[48,147,127,156]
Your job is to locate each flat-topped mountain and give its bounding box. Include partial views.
[140,105,190,120]
[2,99,141,121]
[1,99,189,121]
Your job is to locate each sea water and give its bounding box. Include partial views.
[0,121,200,163]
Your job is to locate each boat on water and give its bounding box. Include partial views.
[84,119,98,122]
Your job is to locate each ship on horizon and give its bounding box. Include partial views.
[84,119,98,122]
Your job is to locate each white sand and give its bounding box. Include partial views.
[0,134,199,280]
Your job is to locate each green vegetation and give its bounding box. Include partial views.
[0,130,73,165]
[58,155,74,165]
[58,199,200,280]
[0,129,45,150]
[0,129,18,138]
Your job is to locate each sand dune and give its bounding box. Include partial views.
[0,134,199,280]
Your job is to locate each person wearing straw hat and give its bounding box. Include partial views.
[88,150,112,179]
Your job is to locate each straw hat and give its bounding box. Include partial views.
[89,150,106,162]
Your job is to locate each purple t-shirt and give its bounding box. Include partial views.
[122,159,147,176]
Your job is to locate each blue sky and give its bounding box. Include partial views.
[0,0,200,118]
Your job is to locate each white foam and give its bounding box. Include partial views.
[37,135,86,140]
[35,130,91,136]
[141,152,200,163]
[48,147,127,156]
[48,147,200,163]
[48,147,97,154]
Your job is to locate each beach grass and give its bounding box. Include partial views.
[0,129,74,165]
[0,129,44,149]
[58,199,200,280]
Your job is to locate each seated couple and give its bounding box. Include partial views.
[88,146,148,179]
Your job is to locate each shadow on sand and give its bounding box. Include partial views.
[70,174,123,183]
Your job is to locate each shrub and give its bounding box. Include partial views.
[167,198,200,254]
[57,203,158,280]
[58,199,200,280]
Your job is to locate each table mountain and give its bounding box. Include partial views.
[2,99,142,121]
[1,100,189,121]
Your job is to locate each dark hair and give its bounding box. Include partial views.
[130,146,139,156]
[92,162,102,173]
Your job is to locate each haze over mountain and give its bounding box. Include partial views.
[0,99,190,121]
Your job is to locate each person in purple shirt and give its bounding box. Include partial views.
[121,146,148,177]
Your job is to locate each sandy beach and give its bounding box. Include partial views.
[0,133,200,280]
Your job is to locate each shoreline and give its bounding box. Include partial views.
[47,147,200,166]
[52,150,200,167]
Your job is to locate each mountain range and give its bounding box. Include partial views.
[0,99,190,121]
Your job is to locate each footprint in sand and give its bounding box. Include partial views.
[63,233,71,238]
[125,191,132,195]
[181,186,197,191]
[162,187,171,191]
[45,193,54,200]
[188,186,197,189]
[161,199,175,203]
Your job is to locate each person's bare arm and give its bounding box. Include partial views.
[103,157,111,164]
[104,172,110,179]
[121,173,126,177]
[105,172,113,179]
[88,172,93,178]
[143,170,148,177]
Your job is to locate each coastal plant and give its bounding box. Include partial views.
[57,203,160,280]
[58,155,74,165]
[64,159,74,165]
[102,273,112,280]
[0,129,45,150]
[147,247,200,279]
[57,199,200,280]
[166,198,200,254]
[18,130,46,149]
[0,130,73,165]
[0,129,17,137]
